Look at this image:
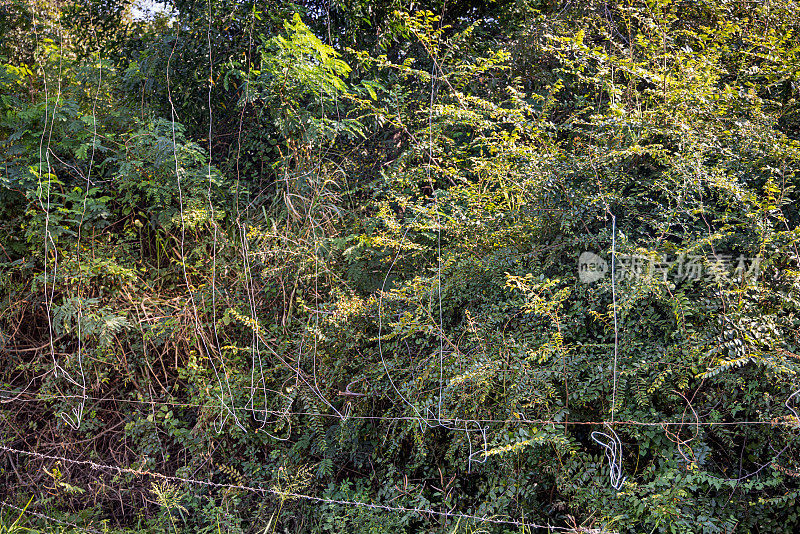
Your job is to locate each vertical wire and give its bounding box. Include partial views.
[610,215,618,424]
[36,7,85,425]
[429,32,444,425]
[33,3,56,384]
[310,9,329,421]
[165,11,242,433]
[374,17,488,466]
[590,213,626,490]
[206,0,245,433]
[231,5,268,426]
[67,44,105,430]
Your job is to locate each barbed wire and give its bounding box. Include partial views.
[0,500,105,534]
[0,444,574,532]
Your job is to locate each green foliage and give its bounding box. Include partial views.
[2,1,800,533]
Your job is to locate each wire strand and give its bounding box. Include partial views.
[0,500,105,534]
[2,387,798,427]
[0,444,570,531]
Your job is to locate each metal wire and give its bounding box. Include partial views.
[0,444,571,531]
[0,500,105,534]
[2,388,797,427]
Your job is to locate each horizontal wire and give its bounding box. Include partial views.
[0,444,570,531]
[1,388,796,427]
[0,500,105,534]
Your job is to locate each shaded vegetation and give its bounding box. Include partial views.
[1,0,800,532]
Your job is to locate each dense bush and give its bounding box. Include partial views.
[1,1,800,533]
